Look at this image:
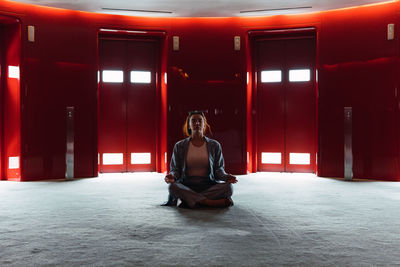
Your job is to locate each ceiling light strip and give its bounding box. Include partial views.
[240,6,312,13]
[99,28,148,34]
[102,7,172,14]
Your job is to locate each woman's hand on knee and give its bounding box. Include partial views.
[225,174,238,184]
[164,174,175,184]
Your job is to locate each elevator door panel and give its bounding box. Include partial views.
[256,36,316,173]
[126,41,156,171]
[285,38,315,172]
[99,38,157,173]
[257,40,285,172]
[99,40,127,172]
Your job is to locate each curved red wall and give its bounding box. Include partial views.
[0,0,398,180]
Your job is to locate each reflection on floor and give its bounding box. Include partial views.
[1,172,400,266]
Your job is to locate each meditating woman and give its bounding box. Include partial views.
[162,110,237,208]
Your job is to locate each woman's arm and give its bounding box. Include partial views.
[169,142,182,180]
[214,141,228,180]
[214,141,238,184]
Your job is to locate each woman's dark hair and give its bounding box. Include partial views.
[182,110,212,137]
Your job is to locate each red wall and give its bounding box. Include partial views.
[318,4,399,179]
[167,18,247,174]
[0,0,398,180]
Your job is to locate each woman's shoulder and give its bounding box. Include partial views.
[204,136,221,147]
[175,138,190,147]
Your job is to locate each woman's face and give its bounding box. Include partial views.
[189,114,205,135]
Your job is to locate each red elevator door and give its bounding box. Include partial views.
[256,36,316,172]
[99,38,158,173]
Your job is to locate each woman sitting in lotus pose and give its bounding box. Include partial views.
[162,110,237,208]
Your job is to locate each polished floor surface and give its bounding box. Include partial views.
[1,172,400,266]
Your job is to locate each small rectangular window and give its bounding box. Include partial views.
[261,152,281,164]
[130,71,151,83]
[289,69,310,82]
[261,70,281,83]
[131,153,151,164]
[103,153,123,165]
[9,156,19,169]
[289,153,310,165]
[8,66,20,79]
[102,70,123,83]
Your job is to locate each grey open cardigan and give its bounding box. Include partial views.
[169,136,228,183]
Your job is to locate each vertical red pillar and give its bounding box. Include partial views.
[3,22,21,181]
[245,34,254,173]
[0,25,3,180]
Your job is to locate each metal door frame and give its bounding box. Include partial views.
[97,29,166,174]
[249,27,318,173]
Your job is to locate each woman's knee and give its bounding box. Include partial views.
[227,183,233,195]
[220,182,233,195]
[168,182,181,193]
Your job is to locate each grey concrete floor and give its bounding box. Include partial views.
[1,172,400,266]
